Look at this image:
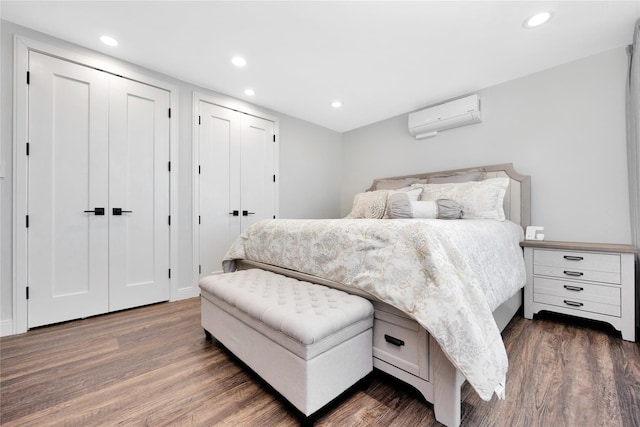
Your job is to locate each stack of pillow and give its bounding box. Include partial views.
[346,169,510,221]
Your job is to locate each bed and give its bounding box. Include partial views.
[217,163,530,427]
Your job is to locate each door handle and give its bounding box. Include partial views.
[242,210,255,216]
[229,210,239,216]
[84,207,105,215]
[112,208,133,216]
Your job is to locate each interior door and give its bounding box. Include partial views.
[198,101,241,276]
[108,76,171,311]
[239,115,275,231]
[27,52,110,327]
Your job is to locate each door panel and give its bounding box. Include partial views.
[240,115,275,231]
[108,76,171,311]
[198,102,241,276]
[27,52,109,327]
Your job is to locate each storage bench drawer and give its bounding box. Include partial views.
[373,309,428,380]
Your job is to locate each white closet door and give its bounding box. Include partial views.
[108,76,171,311]
[198,101,241,276]
[240,115,275,231]
[27,52,110,327]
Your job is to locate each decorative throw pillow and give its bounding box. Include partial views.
[384,188,422,218]
[389,197,464,219]
[346,190,390,219]
[412,177,509,220]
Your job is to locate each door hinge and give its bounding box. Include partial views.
[26,286,29,300]
[26,71,30,85]
[168,269,171,279]
[273,215,276,219]
[168,161,171,172]
[198,165,201,175]
[198,215,201,224]
[273,174,276,183]
[199,265,202,274]
[26,215,29,228]
[168,108,171,118]
[198,115,201,125]
[273,134,276,142]
[26,143,30,156]
[168,215,171,226]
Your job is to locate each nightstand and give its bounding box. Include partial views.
[520,241,638,342]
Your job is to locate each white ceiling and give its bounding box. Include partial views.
[2,1,638,133]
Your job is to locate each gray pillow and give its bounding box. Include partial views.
[427,169,484,184]
[388,196,464,219]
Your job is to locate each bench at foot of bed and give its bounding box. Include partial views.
[199,269,374,418]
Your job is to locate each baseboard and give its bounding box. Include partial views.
[1,319,14,337]
[172,285,200,301]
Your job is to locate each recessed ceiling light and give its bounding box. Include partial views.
[231,56,247,67]
[244,89,255,96]
[100,35,118,47]
[331,101,342,108]
[523,11,553,29]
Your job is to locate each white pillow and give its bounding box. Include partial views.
[412,177,509,220]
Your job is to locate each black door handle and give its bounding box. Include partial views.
[242,210,255,216]
[112,208,133,215]
[84,207,105,215]
[229,210,239,216]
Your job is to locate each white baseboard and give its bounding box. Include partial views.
[0,319,14,337]
[172,286,200,301]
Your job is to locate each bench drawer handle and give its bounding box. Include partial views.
[384,334,405,347]
[563,270,584,277]
[563,285,584,292]
[564,255,584,261]
[564,300,584,308]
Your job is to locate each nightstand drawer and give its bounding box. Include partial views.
[533,265,620,284]
[533,249,620,284]
[533,277,620,317]
[373,310,428,380]
[533,249,620,272]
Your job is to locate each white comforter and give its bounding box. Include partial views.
[222,218,526,400]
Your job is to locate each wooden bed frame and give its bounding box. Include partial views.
[235,163,531,427]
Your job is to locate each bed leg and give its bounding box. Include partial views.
[432,342,463,427]
[203,328,213,340]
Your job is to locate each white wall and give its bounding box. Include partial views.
[0,20,342,334]
[341,47,631,245]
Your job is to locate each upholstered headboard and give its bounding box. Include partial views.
[365,163,531,229]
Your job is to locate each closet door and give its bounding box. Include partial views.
[27,52,110,327]
[240,115,275,231]
[108,76,171,311]
[198,101,241,276]
[197,102,275,276]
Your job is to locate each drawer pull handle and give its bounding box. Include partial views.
[564,300,584,308]
[563,256,584,261]
[384,334,405,347]
[563,285,584,292]
[563,270,584,277]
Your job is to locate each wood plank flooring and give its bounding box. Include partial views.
[1,297,638,426]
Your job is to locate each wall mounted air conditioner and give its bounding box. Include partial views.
[408,94,482,139]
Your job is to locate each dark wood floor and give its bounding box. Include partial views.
[1,297,638,426]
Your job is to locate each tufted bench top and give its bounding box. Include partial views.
[199,269,373,355]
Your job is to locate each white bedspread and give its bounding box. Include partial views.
[222,218,526,400]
